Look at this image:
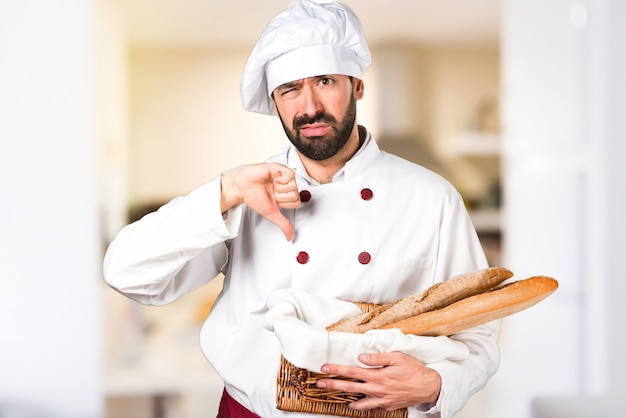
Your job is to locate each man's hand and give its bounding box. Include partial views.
[317,352,442,413]
[220,163,300,240]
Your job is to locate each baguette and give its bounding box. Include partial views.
[327,267,513,333]
[379,276,558,336]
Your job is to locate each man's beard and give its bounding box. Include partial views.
[278,91,357,161]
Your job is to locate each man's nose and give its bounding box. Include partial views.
[301,85,323,117]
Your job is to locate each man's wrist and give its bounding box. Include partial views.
[220,172,241,214]
[425,368,442,404]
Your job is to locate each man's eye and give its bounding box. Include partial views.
[320,78,332,85]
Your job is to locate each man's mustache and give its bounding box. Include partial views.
[293,112,337,131]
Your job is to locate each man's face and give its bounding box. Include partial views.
[272,75,362,161]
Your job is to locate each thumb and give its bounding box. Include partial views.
[264,210,294,241]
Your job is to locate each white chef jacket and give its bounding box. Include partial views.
[103,126,500,418]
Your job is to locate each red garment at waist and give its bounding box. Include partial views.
[217,388,261,418]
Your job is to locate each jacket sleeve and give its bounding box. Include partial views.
[102,176,242,306]
[418,193,500,417]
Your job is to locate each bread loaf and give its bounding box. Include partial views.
[327,267,513,333]
[379,276,558,336]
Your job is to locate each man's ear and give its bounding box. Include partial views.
[353,78,365,100]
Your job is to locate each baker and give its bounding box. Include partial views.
[103,0,500,417]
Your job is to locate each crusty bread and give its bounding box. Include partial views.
[379,276,559,336]
[327,267,513,333]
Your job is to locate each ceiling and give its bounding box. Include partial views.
[113,0,501,47]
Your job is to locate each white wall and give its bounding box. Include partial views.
[98,0,130,244]
[479,0,626,417]
[128,47,288,206]
[600,0,626,396]
[0,0,103,417]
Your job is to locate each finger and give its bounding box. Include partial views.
[271,167,300,210]
[269,163,296,186]
[315,376,385,412]
[358,352,399,368]
[273,178,298,196]
[348,398,385,412]
[274,189,300,209]
[319,364,373,383]
[316,374,368,394]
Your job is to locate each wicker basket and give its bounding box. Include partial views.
[275,302,408,417]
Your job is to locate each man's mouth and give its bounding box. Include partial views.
[299,124,331,137]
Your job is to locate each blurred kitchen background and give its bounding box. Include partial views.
[1,0,625,417]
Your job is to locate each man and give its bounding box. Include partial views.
[103,1,500,417]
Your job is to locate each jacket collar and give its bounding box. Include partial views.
[286,125,381,185]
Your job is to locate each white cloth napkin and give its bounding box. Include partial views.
[264,288,469,373]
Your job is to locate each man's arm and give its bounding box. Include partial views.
[103,162,300,304]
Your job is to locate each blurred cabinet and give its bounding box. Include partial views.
[447,131,502,267]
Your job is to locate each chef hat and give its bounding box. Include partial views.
[240,0,372,115]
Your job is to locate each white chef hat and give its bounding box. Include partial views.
[240,0,372,115]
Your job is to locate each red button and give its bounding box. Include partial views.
[300,190,312,202]
[358,252,371,264]
[296,251,310,264]
[360,188,373,201]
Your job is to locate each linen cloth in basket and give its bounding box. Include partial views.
[264,289,470,417]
